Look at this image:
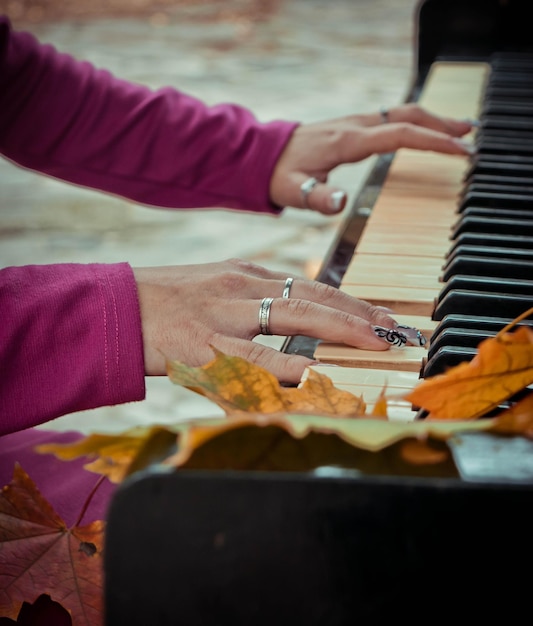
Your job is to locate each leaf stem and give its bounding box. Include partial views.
[498,307,533,338]
[74,475,106,527]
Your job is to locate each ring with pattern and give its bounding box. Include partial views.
[258,297,274,335]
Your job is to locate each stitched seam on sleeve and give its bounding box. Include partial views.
[104,269,121,392]
[93,266,111,401]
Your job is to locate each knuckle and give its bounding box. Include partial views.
[286,297,315,318]
[226,257,272,278]
[217,270,249,292]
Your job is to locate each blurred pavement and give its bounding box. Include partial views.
[0,0,419,432]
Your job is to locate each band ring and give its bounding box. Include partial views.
[259,297,274,335]
[300,176,319,208]
[379,106,389,123]
[282,277,294,299]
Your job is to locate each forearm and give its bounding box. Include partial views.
[0,263,146,434]
[0,17,298,213]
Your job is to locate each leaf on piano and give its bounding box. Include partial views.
[166,348,368,417]
[489,390,533,438]
[405,319,533,420]
[36,426,179,484]
[162,414,459,477]
[0,464,105,626]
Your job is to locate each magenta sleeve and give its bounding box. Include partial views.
[0,263,146,434]
[0,16,298,214]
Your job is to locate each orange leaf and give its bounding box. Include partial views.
[167,349,369,417]
[0,465,104,625]
[405,324,533,419]
[37,426,178,484]
[399,438,451,465]
[489,390,533,438]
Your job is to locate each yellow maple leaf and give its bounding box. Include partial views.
[166,348,368,417]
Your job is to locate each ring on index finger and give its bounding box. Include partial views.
[300,177,319,208]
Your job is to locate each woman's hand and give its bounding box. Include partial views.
[133,258,424,384]
[270,103,475,215]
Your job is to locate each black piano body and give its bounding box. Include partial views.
[105,2,533,624]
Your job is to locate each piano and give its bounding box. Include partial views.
[104,1,533,623]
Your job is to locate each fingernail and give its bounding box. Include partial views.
[453,138,477,155]
[375,305,395,313]
[462,118,480,127]
[395,324,427,347]
[329,190,347,212]
[371,325,408,347]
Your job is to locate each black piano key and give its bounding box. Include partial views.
[421,346,478,378]
[481,102,533,117]
[477,141,533,157]
[484,87,533,100]
[477,129,533,143]
[464,183,533,196]
[427,328,495,361]
[451,216,533,238]
[464,174,533,190]
[448,233,533,252]
[432,290,533,321]
[430,314,533,336]
[438,275,533,298]
[445,244,533,263]
[458,191,533,212]
[479,117,533,132]
[464,159,533,179]
[441,255,533,281]
[458,207,533,221]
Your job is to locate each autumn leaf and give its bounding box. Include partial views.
[0,465,104,626]
[167,349,368,417]
[399,438,451,466]
[159,413,461,477]
[488,390,533,438]
[405,323,533,420]
[36,426,178,484]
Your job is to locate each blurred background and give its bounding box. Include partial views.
[0,0,420,432]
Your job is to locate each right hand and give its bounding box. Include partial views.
[133,258,423,384]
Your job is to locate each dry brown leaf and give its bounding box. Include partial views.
[0,465,104,625]
[405,321,533,420]
[167,349,368,417]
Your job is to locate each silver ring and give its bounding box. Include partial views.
[259,297,274,335]
[379,106,389,123]
[300,177,319,208]
[282,277,294,299]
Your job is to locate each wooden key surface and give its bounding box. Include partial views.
[313,62,490,398]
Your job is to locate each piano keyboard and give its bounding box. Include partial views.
[308,57,533,419]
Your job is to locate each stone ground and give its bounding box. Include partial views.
[0,0,419,433]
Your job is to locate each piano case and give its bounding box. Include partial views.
[105,460,533,624]
[105,1,533,623]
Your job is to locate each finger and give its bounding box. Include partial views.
[212,335,315,384]
[351,123,475,160]
[243,276,422,342]
[380,104,475,136]
[251,297,396,351]
[297,176,348,215]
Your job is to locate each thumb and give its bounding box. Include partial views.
[299,176,347,215]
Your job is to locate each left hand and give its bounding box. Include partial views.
[269,103,475,215]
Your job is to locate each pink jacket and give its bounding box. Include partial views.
[0,16,298,436]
